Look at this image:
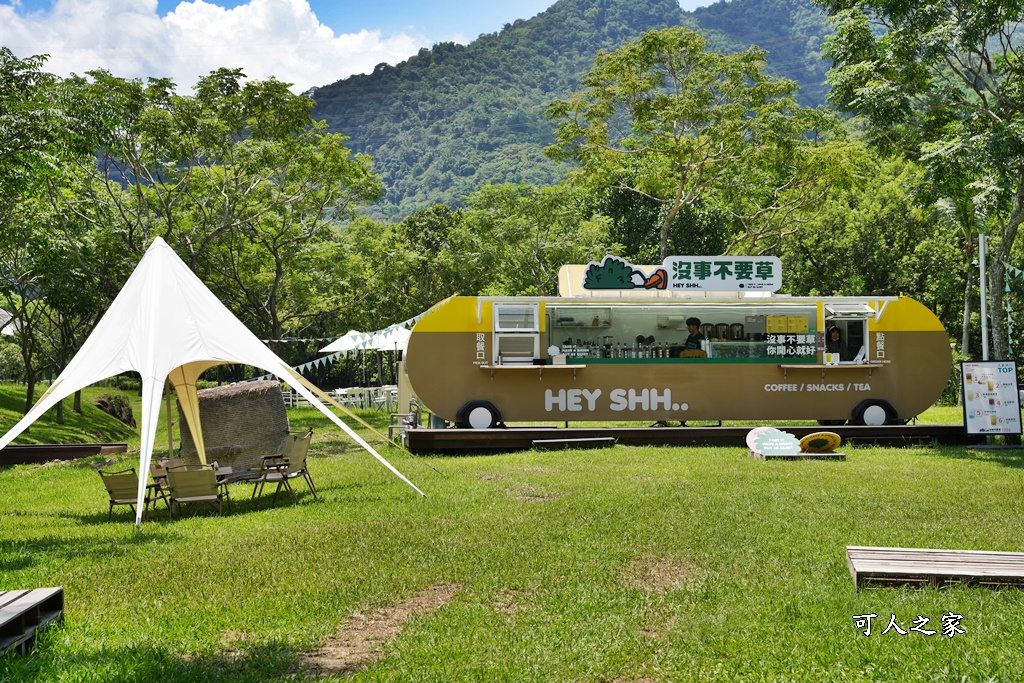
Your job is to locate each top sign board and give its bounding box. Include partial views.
[582,255,782,293]
[961,361,1021,435]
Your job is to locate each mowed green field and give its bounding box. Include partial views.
[2,390,1022,681]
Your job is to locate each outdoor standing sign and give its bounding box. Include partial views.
[582,255,783,292]
[747,427,802,455]
[961,361,1022,435]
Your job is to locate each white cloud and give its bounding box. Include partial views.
[0,0,426,92]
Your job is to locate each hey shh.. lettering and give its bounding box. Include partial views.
[544,388,685,413]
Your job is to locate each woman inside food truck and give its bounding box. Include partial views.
[825,325,852,361]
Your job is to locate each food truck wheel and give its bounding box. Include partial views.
[850,399,898,426]
[457,400,501,429]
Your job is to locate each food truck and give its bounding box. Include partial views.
[405,257,952,428]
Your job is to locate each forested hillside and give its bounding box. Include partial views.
[309,0,831,218]
[694,0,831,104]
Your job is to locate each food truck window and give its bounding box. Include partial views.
[493,302,539,332]
[494,334,539,364]
[544,303,817,362]
[827,318,867,363]
[493,302,540,364]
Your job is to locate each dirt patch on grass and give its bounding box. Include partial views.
[493,587,534,614]
[296,583,460,677]
[506,485,569,502]
[219,630,251,649]
[478,473,503,481]
[622,555,701,594]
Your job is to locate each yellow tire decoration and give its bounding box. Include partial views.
[799,431,841,453]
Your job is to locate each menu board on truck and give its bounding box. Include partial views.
[961,361,1021,435]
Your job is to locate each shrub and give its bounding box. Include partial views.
[94,393,136,427]
[940,347,968,406]
[0,341,24,382]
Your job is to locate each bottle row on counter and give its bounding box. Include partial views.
[556,334,820,360]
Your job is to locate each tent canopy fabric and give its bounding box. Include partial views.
[368,326,411,352]
[0,308,16,336]
[0,238,424,526]
[318,330,370,354]
[319,326,410,355]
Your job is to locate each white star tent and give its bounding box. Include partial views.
[368,326,411,353]
[0,238,425,526]
[0,308,16,336]
[318,330,370,354]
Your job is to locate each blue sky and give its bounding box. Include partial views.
[0,0,711,91]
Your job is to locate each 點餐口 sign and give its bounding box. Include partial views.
[581,255,782,292]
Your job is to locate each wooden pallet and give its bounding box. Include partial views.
[749,450,846,461]
[0,588,64,655]
[847,546,1024,589]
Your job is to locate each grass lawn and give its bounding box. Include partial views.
[3,386,1021,681]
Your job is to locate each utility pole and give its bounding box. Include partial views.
[979,233,989,360]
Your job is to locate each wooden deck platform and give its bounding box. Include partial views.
[532,436,617,451]
[0,588,64,655]
[846,546,1024,589]
[0,443,127,466]
[407,424,978,454]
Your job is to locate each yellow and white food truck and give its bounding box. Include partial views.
[405,257,952,428]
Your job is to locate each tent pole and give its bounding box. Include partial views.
[164,379,174,457]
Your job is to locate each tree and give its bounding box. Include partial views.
[196,124,383,347]
[57,68,382,344]
[781,154,965,331]
[0,48,59,217]
[395,205,480,311]
[596,186,734,262]
[0,50,94,416]
[819,0,1024,358]
[546,26,851,260]
[0,200,49,413]
[0,192,111,418]
[463,183,614,296]
[0,339,23,381]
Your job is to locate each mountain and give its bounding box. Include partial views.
[309,0,832,219]
[693,0,832,105]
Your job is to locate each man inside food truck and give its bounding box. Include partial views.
[684,317,705,350]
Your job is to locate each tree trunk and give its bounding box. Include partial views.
[23,370,36,417]
[960,268,973,405]
[962,267,973,357]
[55,397,64,425]
[660,199,683,262]
[991,187,1024,360]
